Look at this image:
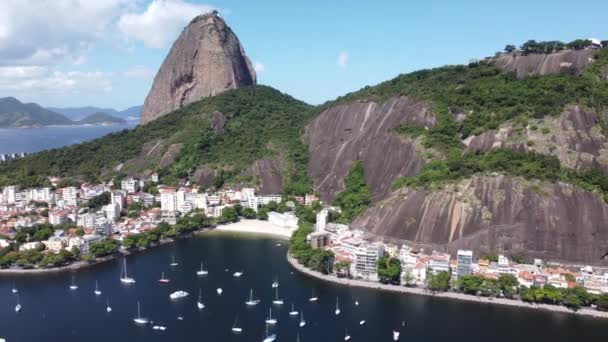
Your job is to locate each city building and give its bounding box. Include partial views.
[353,242,384,281]
[62,187,78,207]
[429,252,451,274]
[456,250,473,278]
[160,189,177,212]
[316,208,329,231]
[309,231,330,249]
[121,178,140,193]
[268,212,298,229]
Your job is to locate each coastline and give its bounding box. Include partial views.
[286,254,608,320]
[212,219,295,240]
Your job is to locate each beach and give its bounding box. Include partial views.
[287,254,608,320]
[213,219,295,240]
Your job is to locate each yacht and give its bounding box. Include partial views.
[262,325,276,342]
[245,289,260,306]
[133,301,149,324]
[106,298,112,313]
[360,320,366,325]
[14,295,21,313]
[169,290,189,300]
[11,282,17,294]
[170,255,178,267]
[335,297,341,315]
[309,289,318,302]
[216,288,223,295]
[344,329,351,341]
[355,300,359,306]
[94,280,102,295]
[158,272,170,283]
[265,307,277,325]
[233,271,244,277]
[120,259,136,284]
[393,331,400,341]
[289,303,299,316]
[299,311,306,327]
[196,261,208,276]
[271,275,279,288]
[272,287,284,305]
[231,316,242,333]
[69,275,78,290]
[197,289,205,309]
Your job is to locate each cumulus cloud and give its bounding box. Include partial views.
[122,65,156,79]
[337,52,349,68]
[254,62,265,73]
[0,66,112,95]
[118,0,214,48]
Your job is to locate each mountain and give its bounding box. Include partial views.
[76,112,127,125]
[140,11,256,124]
[0,97,73,127]
[2,21,608,265]
[48,105,142,121]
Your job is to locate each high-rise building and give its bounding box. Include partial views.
[353,243,384,281]
[160,189,177,212]
[121,178,140,193]
[456,250,473,278]
[62,187,78,207]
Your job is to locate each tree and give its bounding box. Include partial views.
[88,240,119,257]
[233,203,243,217]
[456,275,484,295]
[242,207,256,219]
[377,256,401,281]
[256,207,269,220]
[266,201,279,212]
[504,44,516,53]
[76,228,85,237]
[497,273,519,297]
[402,270,415,286]
[332,161,371,222]
[426,271,451,292]
[307,249,334,274]
[218,207,239,224]
[596,294,608,311]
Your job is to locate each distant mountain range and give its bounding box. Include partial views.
[47,105,142,121]
[0,97,140,128]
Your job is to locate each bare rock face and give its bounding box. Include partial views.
[140,12,256,124]
[353,175,608,264]
[192,166,216,188]
[242,158,284,195]
[305,96,436,202]
[494,49,595,78]
[211,111,226,133]
[465,105,608,170]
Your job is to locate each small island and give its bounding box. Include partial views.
[76,112,126,125]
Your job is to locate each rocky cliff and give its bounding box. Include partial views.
[352,175,608,264]
[493,49,595,78]
[305,97,436,202]
[140,11,256,124]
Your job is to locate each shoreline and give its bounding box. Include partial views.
[212,219,295,240]
[286,254,608,320]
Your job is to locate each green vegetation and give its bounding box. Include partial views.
[426,271,451,292]
[520,285,595,311]
[122,212,213,249]
[332,161,371,222]
[456,274,519,297]
[88,239,119,258]
[86,192,110,211]
[288,204,335,274]
[377,256,401,282]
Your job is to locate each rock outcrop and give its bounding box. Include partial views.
[353,175,608,264]
[465,105,608,170]
[305,97,436,202]
[493,49,595,78]
[140,11,256,124]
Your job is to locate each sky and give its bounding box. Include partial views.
[0,0,606,110]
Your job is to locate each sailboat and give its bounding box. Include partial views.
[299,310,306,327]
[94,280,102,295]
[265,307,277,325]
[289,303,299,316]
[233,270,244,277]
[344,329,351,341]
[272,287,284,305]
[262,324,276,342]
[393,330,400,341]
[120,259,136,284]
[359,320,366,325]
[197,288,205,309]
[106,298,112,313]
[271,275,279,288]
[245,289,260,306]
[158,272,170,283]
[14,294,21,313]
[216,288,223,295]
[133,301,149,324]
[309,289,318,302]
[196,261,208,276]
[11,282,17,294]
[231,315,242,333]
[170,255,178,267]
[69,275,78,290]
[335,297,341,315]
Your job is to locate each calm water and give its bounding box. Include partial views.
[0,124,137,154]
[0,233,607,342]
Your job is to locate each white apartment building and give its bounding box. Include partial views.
[353,242,384,281]
[30,188,51,202]
[62,187,78,207]
[49,211,68,225]
[191,193,208,210]
[207,194,221,206]
[3,186,18,204]
[268,212,299,229]
[103,203,121,222]
[121,178,140,193]
[77,213,95,228]
[247,196,260,212]
[241,188,255,200]
[260,195,282,205]
[429,252,451,274]
[316,208,329,231]
[94,217,112,236]
[456,250,473,278]
[160,190,177,212]
[111,191,126,211]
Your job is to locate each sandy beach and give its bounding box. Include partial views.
[213,219,295,240]
[287,254,608,320]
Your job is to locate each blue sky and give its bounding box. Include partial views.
[0,0,606,109]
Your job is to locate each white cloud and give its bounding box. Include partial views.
[337,52,349,68]
[0,66,113,95]
[254,62,265,73]
[118,0,214,49]
[122,65,156,79]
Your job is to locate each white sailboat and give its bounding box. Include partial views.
[94,280,102,295]
[106,298,112,313]
[393,330,400,341]
[289,303,299,316]
[196,261,208,276]
[197,288,205,309]
[11,282,17,294]
[309,289,318,302]
[271,275,279,288]
[299,310,306,327]
[120,259,135,284]
[133,301,149,324]
[217,288,223,295]
[158,272,170,283]
[265,307,277,325]
[262,325,276,342]
[69,275,78,290]
[169,290,189,300]
[359,320,366,325]
[335,297,341,315]
[344,329,351,341]
[272,287,284,305]
[170,255,178,267]
[231,316,242,333]
[14,294,21,313]
[245,289,260,306]
[233,271,244,277]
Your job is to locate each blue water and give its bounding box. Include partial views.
[0,233,606,342]
[0,123,137,154]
